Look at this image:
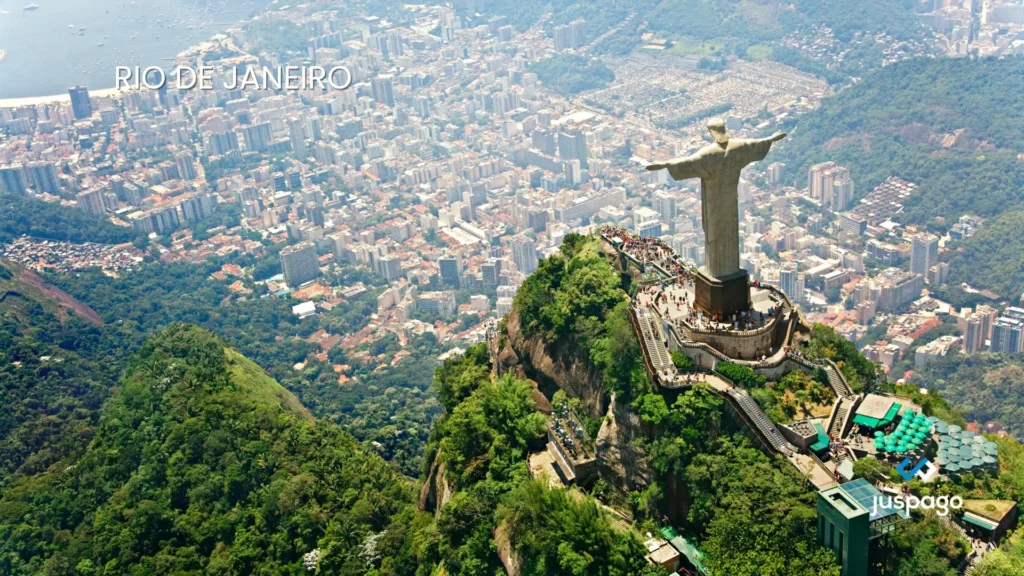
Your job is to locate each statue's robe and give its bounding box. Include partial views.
[664,137,774,278]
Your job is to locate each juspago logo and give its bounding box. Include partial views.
[870,456,963,517]
[872,493,963,517]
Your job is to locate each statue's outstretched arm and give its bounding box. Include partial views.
[646,154,703,181]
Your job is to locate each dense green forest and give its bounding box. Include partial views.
[48,259,441,477]
[944,210,1024,300]
[911,352,1024,441]
[0,194,141,245]
[242,20,309,58]
[0,265,116,483]
[527,54,615,96]
[427,344,663,576]
[0,324,422,574]
[772,56,1024,227]
[512,233,644,399]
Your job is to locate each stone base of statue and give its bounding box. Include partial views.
[694,268,751,320]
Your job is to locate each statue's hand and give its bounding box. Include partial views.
[646,163,667,171]
[771,131,787,142]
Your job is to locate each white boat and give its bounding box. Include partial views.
[24,4,40,11]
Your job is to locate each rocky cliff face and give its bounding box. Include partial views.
[595,394,652,497]
[498,306,653,499]
[497,307,608,418]
[418,456,454,518]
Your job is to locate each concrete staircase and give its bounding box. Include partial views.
[828,396,854,439]
[727,387,798,456]
[822,359,855,398]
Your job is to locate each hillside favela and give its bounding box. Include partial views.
[3,1,1024,575]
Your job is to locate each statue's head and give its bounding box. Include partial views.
[707,118,729,145]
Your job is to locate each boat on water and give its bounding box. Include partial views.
[24,4,40,11]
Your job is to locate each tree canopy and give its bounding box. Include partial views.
[0,193,140,245]
[0,324,420,574]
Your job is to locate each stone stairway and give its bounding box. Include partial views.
[829,396,854,439]
[727,387,797,456]
[823,360,855,398]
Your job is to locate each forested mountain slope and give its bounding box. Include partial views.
[0,325,419,575]
[772,56,1024,226]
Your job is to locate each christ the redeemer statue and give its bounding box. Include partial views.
[647,119,786,280]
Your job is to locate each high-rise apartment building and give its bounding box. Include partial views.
[28,161,61,193]
[371,75,395,106]
[0,163,28,195]
[510,234,538,275]
[69,86,93,120]
[831,177,854,211]
[652,190,678,222]
[910,233,940,277]
[76,188,107,216]
[242,123,272,152]
[558,129,588,168]
[281,242,321,287]
[439,254,463,288]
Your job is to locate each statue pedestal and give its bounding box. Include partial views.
[694,268,751,320]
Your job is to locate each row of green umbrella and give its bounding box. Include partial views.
[873,410,933,453]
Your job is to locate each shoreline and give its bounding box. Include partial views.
[0,87,127,108]
[0,34,233,108]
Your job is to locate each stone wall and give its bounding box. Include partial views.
[685,324,776,360]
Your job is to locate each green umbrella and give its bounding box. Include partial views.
[935,456,949,465]
[915,431,928,439]
[874,431,885,438]
[982,456,997,465]
[945,463,960,472]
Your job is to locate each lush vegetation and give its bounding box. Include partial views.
[528,54,615,96]
[0,324,422,574]
[975,532,1024,575]
[945,210,1024,299]
[715,362,766,388]
[499,480,664,576]
[242,20,310,58]
[772,57,1024,227]
[512,233,644,398]
[45,258,439,477]
[484,0,927,78]
[0,267,116,483]
[802,324,878,392]
[636,383,840,576]
[426,344,660,576]
[911,353,1024,441]
[0,193,140,245]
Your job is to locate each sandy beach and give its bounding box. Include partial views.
[0,86,128,108]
